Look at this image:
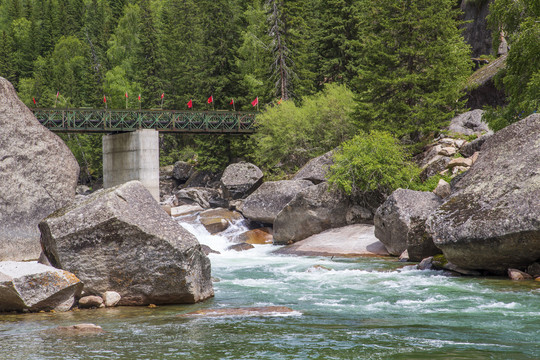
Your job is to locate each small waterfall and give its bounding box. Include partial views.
[176,215,253,254]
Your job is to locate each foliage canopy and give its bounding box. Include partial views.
[353,0,472,138]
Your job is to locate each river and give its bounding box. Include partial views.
[1,219,539,359]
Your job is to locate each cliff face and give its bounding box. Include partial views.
[0,77,79,261]
[460,0,494,57]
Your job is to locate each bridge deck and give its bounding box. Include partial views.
[32,108,257,134]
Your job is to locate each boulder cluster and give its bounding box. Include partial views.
[375,111,540,279]
[160,150,381,257]
[0,77,213,314]
[1,72,538,316]
[416,110,491,181]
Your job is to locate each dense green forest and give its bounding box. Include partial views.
[0,0,537,189]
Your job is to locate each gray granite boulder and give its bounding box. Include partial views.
[420,155,452,180]
[374,189,443,261]
[274,224,389,257]
[0,261,82,312]
[175,187,221,208]
[273,182,353,245]
[448,110,492,137]
[427,114,540,273]
[293,150,334,184]
[460,134,492,157]
[220,162,263,200]
[39,181,213,305]
[173,161,194,182]
[0,77,79,261]
[241,180,313,224]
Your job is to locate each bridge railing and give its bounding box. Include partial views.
[32,108,257,133]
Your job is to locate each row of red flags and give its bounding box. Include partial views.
[107,93,259,108]
[32,92,260,108]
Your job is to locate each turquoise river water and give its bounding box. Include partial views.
[1,219,539,360]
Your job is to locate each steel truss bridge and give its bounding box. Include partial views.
[31,108,257,134]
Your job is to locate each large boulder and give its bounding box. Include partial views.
[274,224,389,257]
[199,208,244,234]
[0,261,82,312]
[184,170,222,188]
[39,181,213,305]
[241,180,313,224]
[374,189,443,261]
[460,134,492,157]
[0,77,79,261]
[273,182,353,245]
[175,187,221,208]
[426,114,540,273]
[220,162,263,200]
[293,150,334,184]
[172,161,194,182]
[448,110,492,137]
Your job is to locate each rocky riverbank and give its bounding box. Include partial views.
[1,75,538,315]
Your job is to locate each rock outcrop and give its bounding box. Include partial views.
[48,323,105,336]
[460,0,493,58]
[39,181,213,305]
[220,162,263,200]
[293,150,334,184]
[199,208,243,234]
[179,306,297,318]
[274,224,389,257]
[0,261,82,312]
[273,182,354,244]
[374,189,443,261]
[241,180,313,224]
[448,110,492,137]
[173,161,195,182]
[459,134,492,157]
[235,228,273,245]
[175,187,221,208]
[426,114,540,273]
[0,77,79,261]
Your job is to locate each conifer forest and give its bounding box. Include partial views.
[0,0,538,185]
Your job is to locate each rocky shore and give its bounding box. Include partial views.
[1,76,538,315]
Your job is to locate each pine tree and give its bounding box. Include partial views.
[135,0,162,108]
[198,0,243,108]
[0,30,16,83]
[354,0,471,138]
[159,0,204,109]
[281,0,318,97]
[236,0,273,106]
[266,0,293,100]
[317,0,361,89]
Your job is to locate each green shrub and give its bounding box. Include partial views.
[327,131,421,198]
[253,83,357,176]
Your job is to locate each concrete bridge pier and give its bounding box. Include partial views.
[103,129,160,201]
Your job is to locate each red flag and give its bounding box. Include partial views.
[251,97,258,107]
[32,97,36,105]
[161,93,165,99]
[230,98,234,105]
[125,92,128,98]
[187,99,193,109]
[56,91,60,98]
[138,94,141,101]
[103,95,107,103]
[207,95,213,104]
